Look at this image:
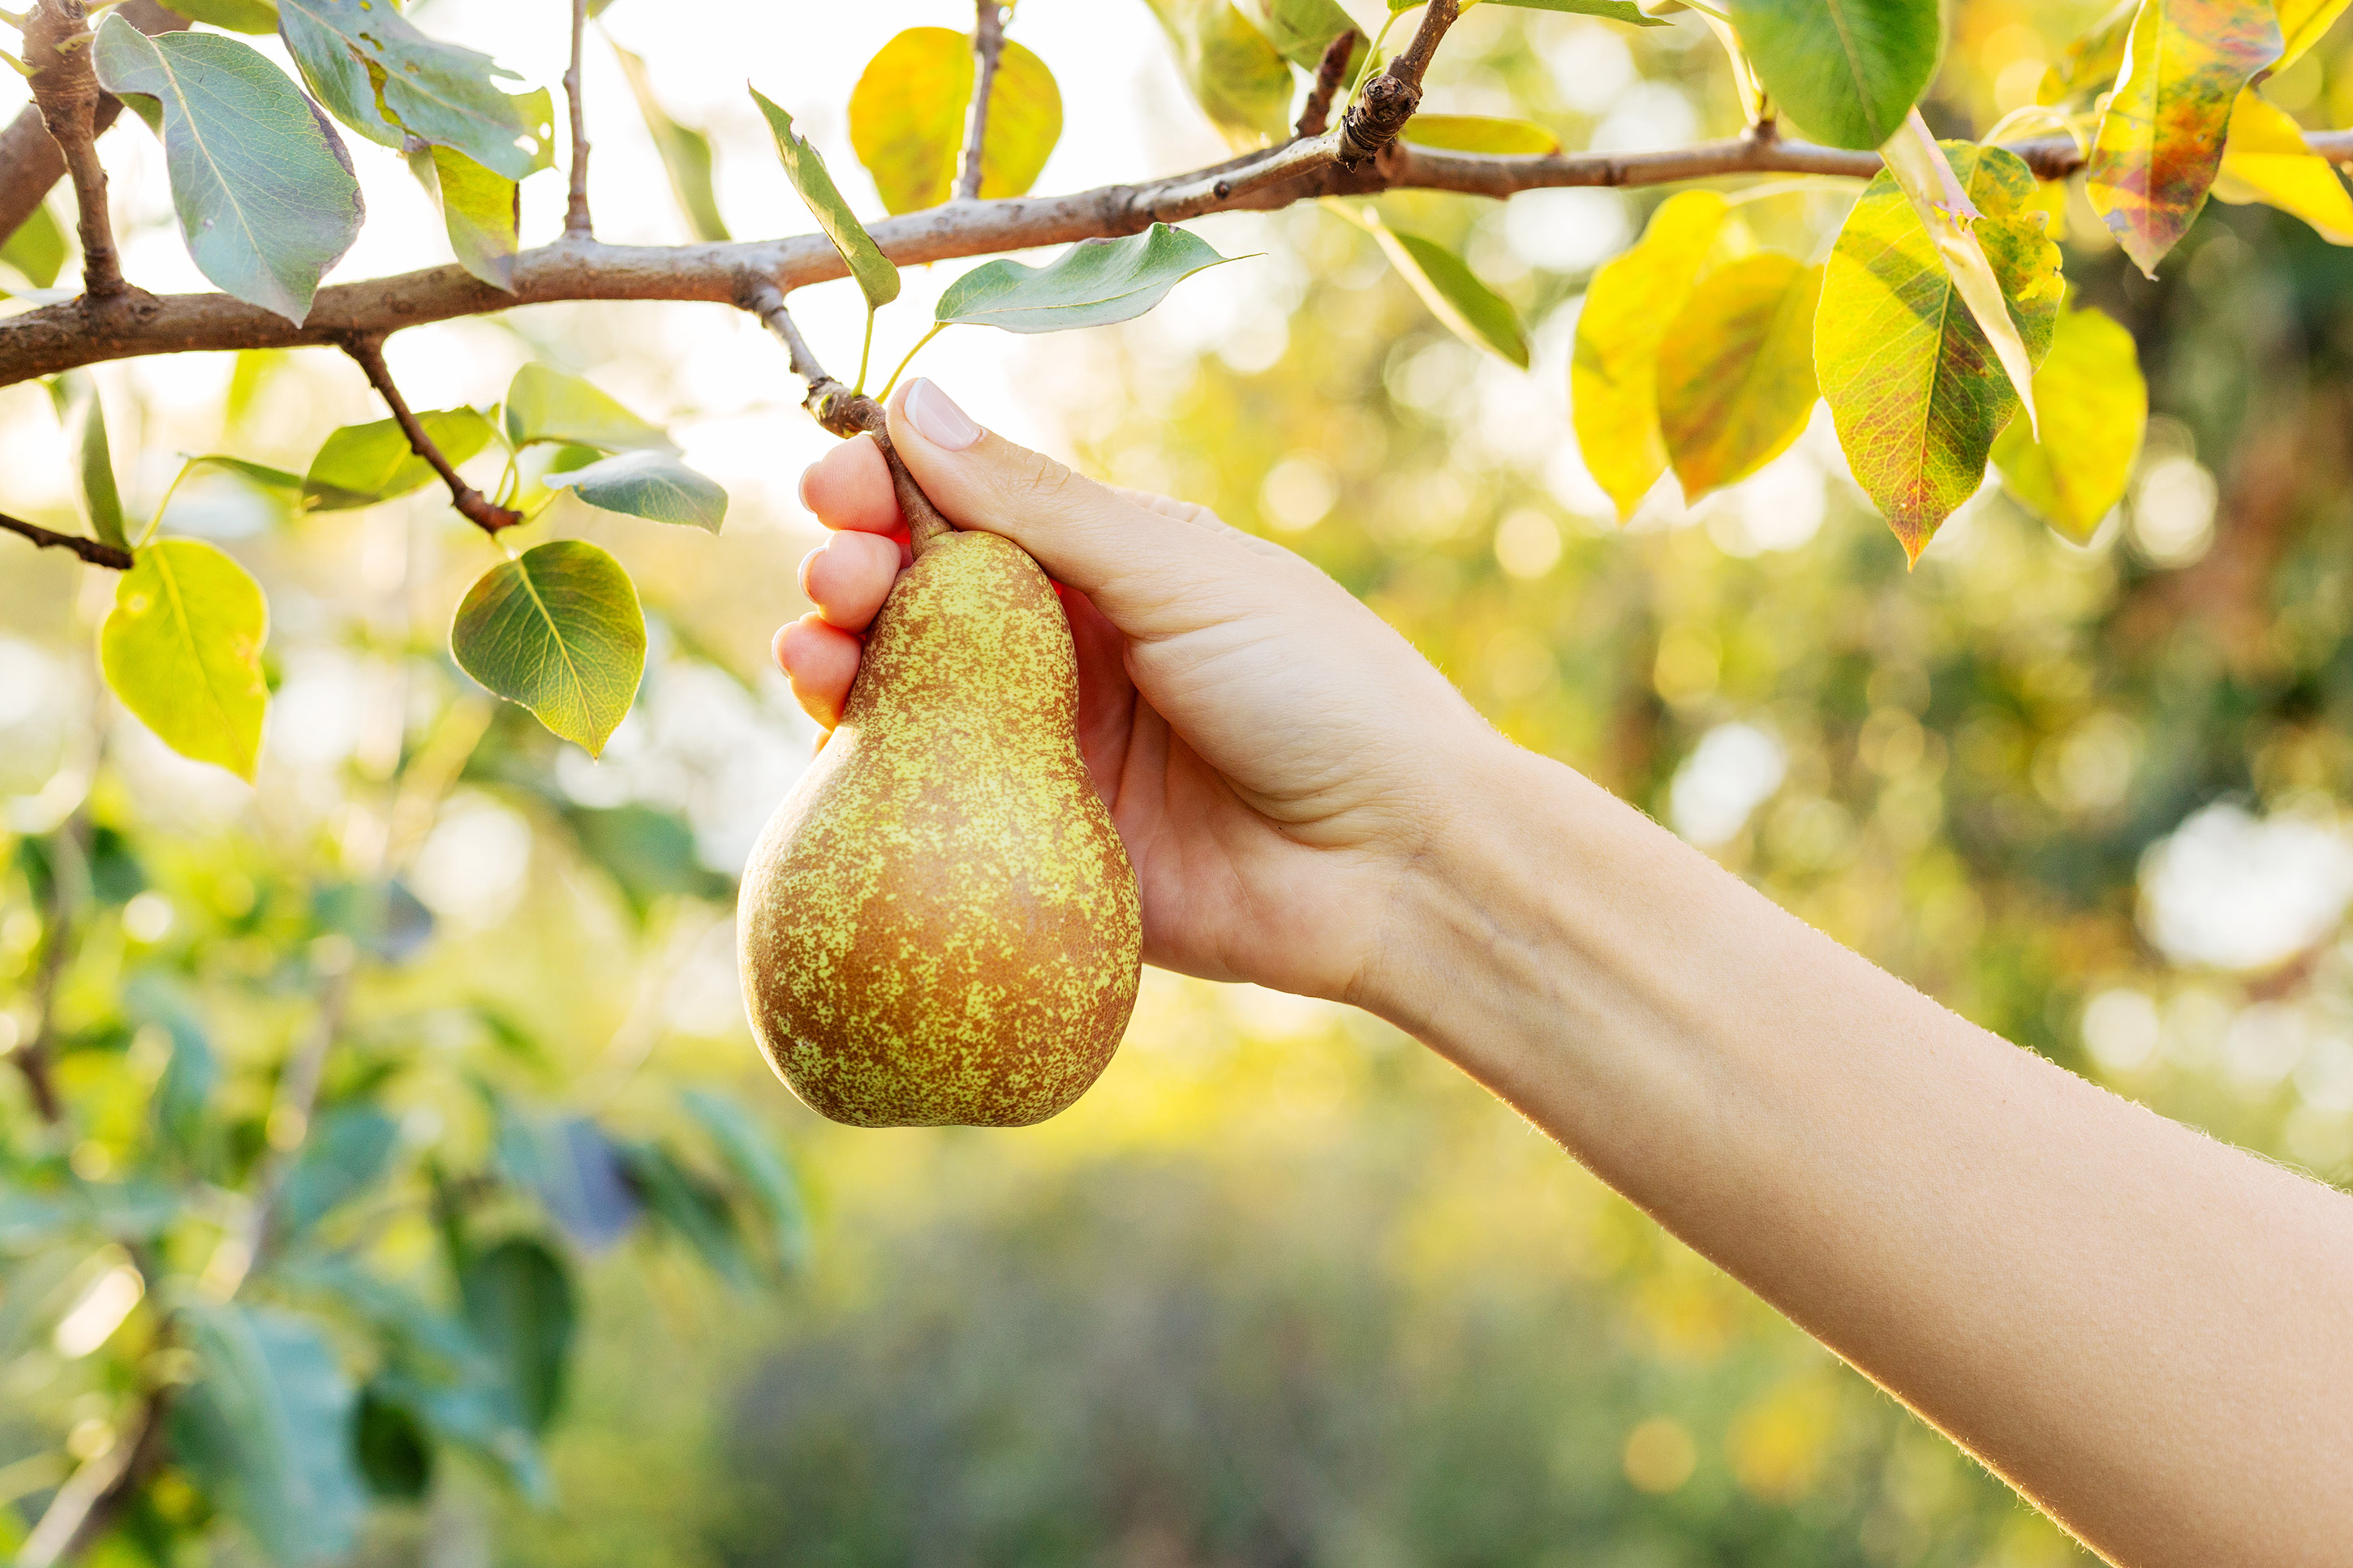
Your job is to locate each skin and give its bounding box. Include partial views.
[781,380,2353,1568]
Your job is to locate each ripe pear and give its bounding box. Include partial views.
[738,528,1142,1127]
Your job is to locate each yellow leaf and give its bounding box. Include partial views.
[848,28,1064,215]
[2212,87,2353,243]
[1655,255,1822,503]
[1990,307,2149,543]
[101,539,269,781]
[1570,190,1730,522]
[2273,0,2351,69]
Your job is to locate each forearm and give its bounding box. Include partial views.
[1369,742,2353,1568]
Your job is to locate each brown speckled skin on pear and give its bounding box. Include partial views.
[738,531,1142,1127]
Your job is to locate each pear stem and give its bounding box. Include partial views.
[810,384,956,557]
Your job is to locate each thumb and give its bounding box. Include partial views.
[885,378,1246,634]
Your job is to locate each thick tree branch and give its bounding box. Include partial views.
[1294,31,1355,140]
[0,0,180,250]
[1,510,133,569]
[24,0,127,298]
[747,282,955,556]
[6,128,2350,389]
[955,0,1006,202]
[563,0,592,238]
[341,337,521,534]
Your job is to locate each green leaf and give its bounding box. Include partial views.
[47,372,127,550]
[279,1106,398,1235]
[450,539,645,757]
[407,144,520,293]
[1991,305,2148,543]
[935,222,1238,333]
[681,1089,807,1277]
[750,87,901,311]
[545,450,727,534]
[497,1110,643,1250]
[101,539,270,781]
[92,18,364,326]
[164,0,281,32]
[620,1141,755,1287]
[1723,0,1943,149]
[501,364,673,453]
[2086,0,2282,275]
[303,407,494,511]
[1817,143,2066,562]
[1365,217,1529,368]
[848,28,1064,217]
[611,43,729,243]
[1655,253,1822,502]
[1233,0,1366,70]
[187,453,306,495]
[1470,0,1671,24]
[458,1239,576,1434]
[355,1386,434,1501]
[170,1304,366,1566]
[1143,0,1296,148]
[1572,189,1731,521]
[1400,114,1562,154]
[276,0,549,179]
[1,198,67,290]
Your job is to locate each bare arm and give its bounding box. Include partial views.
[783,381,2353,1568]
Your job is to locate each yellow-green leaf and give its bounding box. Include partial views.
[1571,190,1731,522]
[1361,214,1529,368]
[450,540,644,758]
[407,144,520,293]
[612,43,729,243]
[1990,305,2148,543]
[1143,0,1295,148]
[101,539,269,782]
[47,372,127,551]
[503,365,673,454]
[2086,0,2282,277]
[1400,114,1561,155]
[2274,0,2351,68]
[2212,87,2353,243]
[1817,143,2065,563]
[1655,254,1822,503]
[751,88,901,311]
[1,199,67,290]
[1234,0,1366,69]
[847,28,1064,216]
[2039,0,2136,106]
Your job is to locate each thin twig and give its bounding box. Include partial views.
[341,337,521,535]
[11,819,80,1125]
[747,282,955,557]
[6,127,2351,389]
[0,0,181,250]
[24,0,127,298]
[955,0,1006,202]
[16,1385,172,1568]
[1336,0,1456,167]
[562,0,592,238]
[1,510,132,569]
[1294,30,1356,140]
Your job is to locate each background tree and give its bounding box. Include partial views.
[2,0,2351,1562]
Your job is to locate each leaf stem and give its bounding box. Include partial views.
[854,305,875,393]
[135,454,195,548]
[878,323,945,400]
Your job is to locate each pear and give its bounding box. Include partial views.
[738,529,1142,1127]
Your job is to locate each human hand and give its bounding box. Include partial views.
[776,379,1501,1004]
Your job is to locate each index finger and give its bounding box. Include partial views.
[798,433,903,535]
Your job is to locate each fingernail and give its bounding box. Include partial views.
[903,378,982,452]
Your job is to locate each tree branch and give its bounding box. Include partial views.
[1,510,133,569]
[340,337,521,534]
[955,0,1006,202]
[0,0,180,251]
[24,0,128,298]
[17,1384,173,1568]
[746,282,955,556]
[5,127,2349,389]
[562,0,592,238]
[1294,30,1355,140]
[1336,0,1456,167]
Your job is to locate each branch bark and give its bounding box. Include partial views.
[1,510,134,569]
[562,0,592,238]
[24,0,128,298]
[341,337,521,534]
[1294,30,1356,140]
[0,0,180,251]
[4,127,2348,389]
[955,0,1006,202]
[1336,0,1456,168]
